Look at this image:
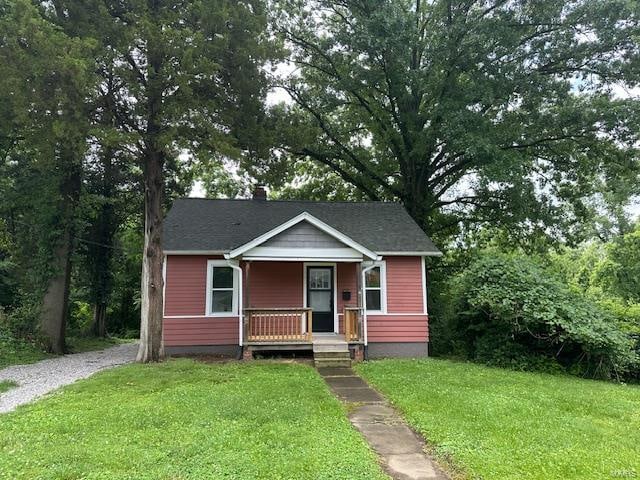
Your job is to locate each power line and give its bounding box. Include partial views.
[2,217,129,252]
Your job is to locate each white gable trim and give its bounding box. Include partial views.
[226,212,379,260]
[378,251,443,257]
[242,247,362,261]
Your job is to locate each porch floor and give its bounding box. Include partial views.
[246,333,355,349]
[312,333,348,345]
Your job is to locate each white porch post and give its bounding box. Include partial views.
[361,261,377,347]
[227,259,243,347]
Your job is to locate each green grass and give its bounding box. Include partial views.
[356,358,640,480]
[66,336,132,354]
[0,380,18,395]
[0,335,131,369]
[0,335,51,369]
[0,359,386,479]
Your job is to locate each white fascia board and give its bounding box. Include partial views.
[377,251,443,256]
[241,256,362,262]
[164,250,226,255]
[227,211,379,260]
[242,247,362,260]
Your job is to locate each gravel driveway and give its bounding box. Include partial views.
[0,343,137,414]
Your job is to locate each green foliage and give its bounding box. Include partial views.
[0,360,386,479]
[0,380,18,394]
[0,322,51,369]
[447,252,637,379]
[357,358,640,480]
[68,301,93,334]
[266,0,640,242]
[599,225,640,303]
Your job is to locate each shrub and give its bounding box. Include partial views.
[449,252,638,380]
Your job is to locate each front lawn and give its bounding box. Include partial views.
[356,358,640,480]
[0,360,386,479]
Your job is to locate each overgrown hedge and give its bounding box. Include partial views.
[443,252,638,380]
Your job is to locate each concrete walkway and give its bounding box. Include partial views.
[0,343,137,414]
[318,367,449,480]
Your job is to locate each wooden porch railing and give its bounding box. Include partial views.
[244,308,312,343]
[344,306,362,342]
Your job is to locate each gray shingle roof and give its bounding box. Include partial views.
[163,198,441,254]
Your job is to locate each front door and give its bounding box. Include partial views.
[307,266,334,332]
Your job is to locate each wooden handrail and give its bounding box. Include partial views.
[344,306,361,342]
[244,308,312,343]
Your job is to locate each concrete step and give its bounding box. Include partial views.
[313,343,349,353]
[314,351,351,359]
[315,358,352,368]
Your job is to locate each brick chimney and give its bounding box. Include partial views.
[252,185,267,201]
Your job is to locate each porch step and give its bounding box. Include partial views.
[313,350,351,368]
[314,358,352,368]
[313,343,349,353]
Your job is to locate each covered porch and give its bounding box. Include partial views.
[238,258,375,347]
[221,211,383,356]
[243,306,363,347]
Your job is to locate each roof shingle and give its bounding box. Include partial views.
[163,198,440,254]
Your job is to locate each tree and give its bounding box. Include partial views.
[0,0,95,352]
[598,224,640,304]
[269,0,640,243]
[48,0,275,361]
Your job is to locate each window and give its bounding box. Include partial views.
[206,261,238,315]
[364,262,386,313]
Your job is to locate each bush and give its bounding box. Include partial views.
[448,252,638,380]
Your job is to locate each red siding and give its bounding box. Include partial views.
[164,255,211,316]
[367,256,427,343]
[164,255,237,346]
[163,255,429,346]
[164,317,238,346]
[367,314,429,342]
[245,261,303,308]
[386,256,424,313]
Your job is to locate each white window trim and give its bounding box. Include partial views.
[205,260,239,317]
[364,260,387,314]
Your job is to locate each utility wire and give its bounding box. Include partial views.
[2,217,130,252]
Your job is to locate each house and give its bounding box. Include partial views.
[162,188,441,364]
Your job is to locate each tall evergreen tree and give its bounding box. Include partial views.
[48,0,274,361]
[0,0,95,352]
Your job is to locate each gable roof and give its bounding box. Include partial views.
[227,212,379,260]
[163,198,441,256]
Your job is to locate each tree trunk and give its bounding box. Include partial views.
[137,150,165,362]
[39,230,73,354]
[92,302,107,337]
[137,1,166,362]
[39,147,81,354]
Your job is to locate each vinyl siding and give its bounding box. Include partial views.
[164,317,238,346]
[164,255,211,316]
[367,256,428,343]
[163,255,429,346]
[386,256,425,313]
[245,261,303,308]
[261,220,345,248]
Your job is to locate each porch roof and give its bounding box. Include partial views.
[164,198,441,256]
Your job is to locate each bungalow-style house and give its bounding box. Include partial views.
[162,188,441,365]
